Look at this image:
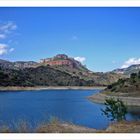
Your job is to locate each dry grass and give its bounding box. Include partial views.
[36,122,96,133]
[0,118,140,133]
[36,117,68,133]
[13,120,31,133]
[105,121,140,133]
[0,117,96,133]
[36,122,72,133]
[0,120,31,133]
[36,117,96,133]
[0,125,11,133]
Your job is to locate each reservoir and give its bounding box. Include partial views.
[0,89,139,130]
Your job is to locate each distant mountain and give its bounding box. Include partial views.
[0,54,123,87]
[39,54,122,86]
[0,59,38,70]
[112,64,140,76]
[13,61,38,69]
[0,59,15,69]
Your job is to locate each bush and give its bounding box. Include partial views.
[102,98,127,121]
[130,73,137,79]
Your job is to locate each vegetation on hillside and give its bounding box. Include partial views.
[105,71,140,95]
[0,55,124,87]
[0,62,122,87]
[0,66,95,87]
[52,65,122,86]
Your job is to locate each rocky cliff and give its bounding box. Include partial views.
[0,54,123,87]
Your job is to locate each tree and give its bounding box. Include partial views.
[138,71,140,79]
[102,98,127,121]
[130,73,137,79]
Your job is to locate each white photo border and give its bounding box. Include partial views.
[0,0,140,139]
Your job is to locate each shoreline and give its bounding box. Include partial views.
[0,86,106,91]
[89,92,140,106]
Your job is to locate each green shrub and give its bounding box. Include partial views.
[102,98,127,121]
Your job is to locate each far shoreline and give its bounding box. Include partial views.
[89,92,140,107]
[0,86,106,91]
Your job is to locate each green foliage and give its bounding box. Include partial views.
[0,71,8,79]
[138,71,140,79]
[106,71,140,93]
[102,98,127,121]
[0,66,95,86]
[130,73,137,79]
[107,85,113,89]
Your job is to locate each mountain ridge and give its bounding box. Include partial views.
[112,64,140,76]
[0,54,123,87]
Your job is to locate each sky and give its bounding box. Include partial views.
[0,7,140,72]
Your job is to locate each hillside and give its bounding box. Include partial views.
[0,65,96,87]
[105,71,140,96]
[0,54,123,87]
[51,65,122,86]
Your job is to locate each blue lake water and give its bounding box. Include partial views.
[0,89,139,130]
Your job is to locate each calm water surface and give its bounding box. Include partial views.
[0,89,139,129]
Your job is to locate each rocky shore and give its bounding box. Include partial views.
[89,92,140,106]
[0,86,106,91]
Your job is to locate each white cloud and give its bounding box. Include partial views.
[0,44,15,55]
[0,21,17,40]
[0,44,8,55]
[0,22,17,33]
[74,56,86,64]
[0,21,17,56]
[121,58,140,68]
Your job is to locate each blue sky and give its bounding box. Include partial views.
[0,7,140,72]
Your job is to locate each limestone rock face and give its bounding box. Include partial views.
[39,54,85,69]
